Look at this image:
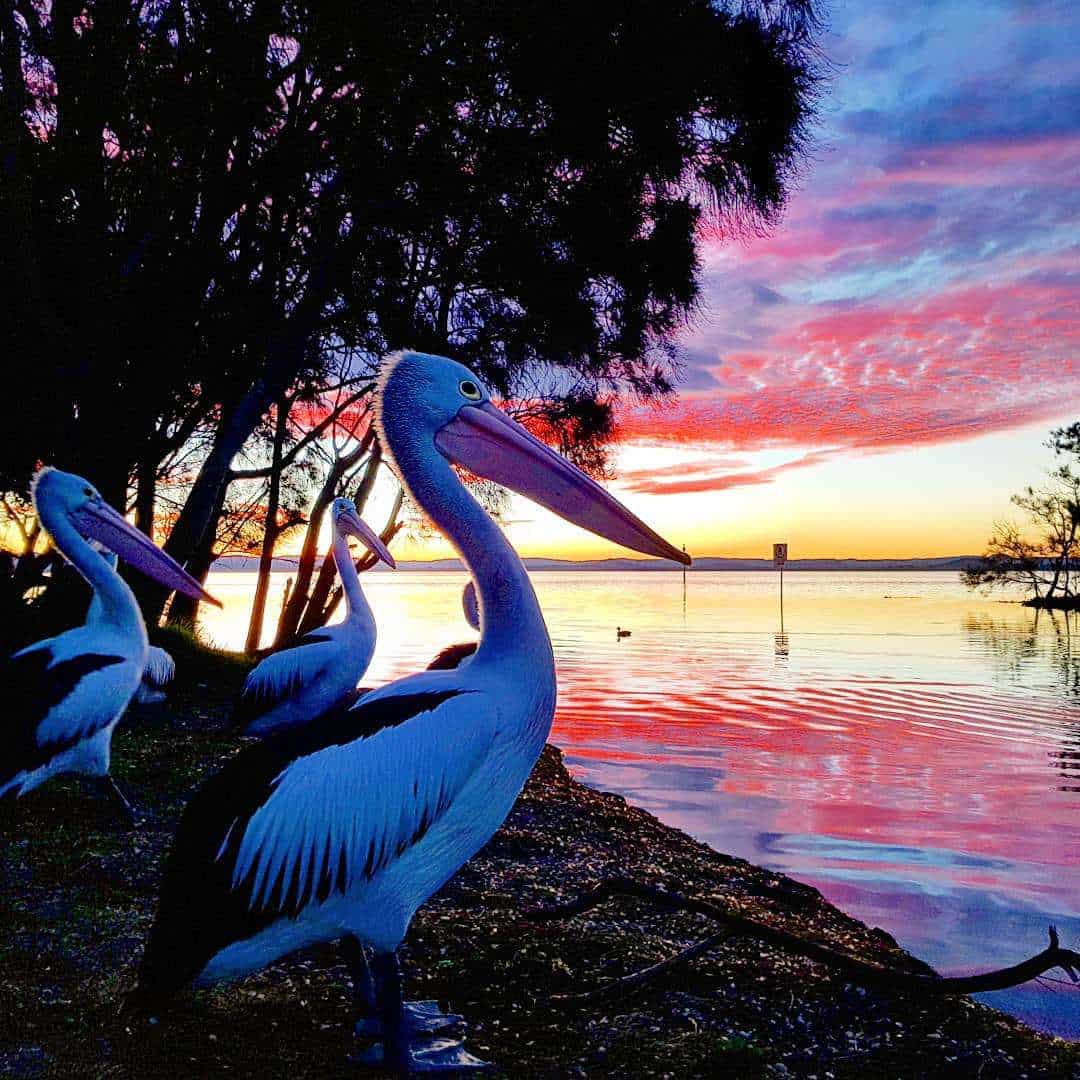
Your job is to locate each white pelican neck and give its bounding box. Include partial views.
[332,526,368,620]
[42,506,145,642]
[396,446,547,665]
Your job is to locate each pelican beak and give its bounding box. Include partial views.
[340,508,396,568]
[434,402,691,565]
[71,499,222,606]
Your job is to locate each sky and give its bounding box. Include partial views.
[386,0,1080,563]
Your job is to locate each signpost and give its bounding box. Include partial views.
[773,542,788,635]
[682,544,688,614]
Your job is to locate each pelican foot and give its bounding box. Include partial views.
[351,1034,494,1073]
[355,1000,464,1039]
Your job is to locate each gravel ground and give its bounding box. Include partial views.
[1,635,1077,1078]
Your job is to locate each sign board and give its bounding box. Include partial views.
[773,543,788,568]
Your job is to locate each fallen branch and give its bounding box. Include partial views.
[553,932,732,1004]
[528,878,1080,1001]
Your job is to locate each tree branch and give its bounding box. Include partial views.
[528,878,1080,1002]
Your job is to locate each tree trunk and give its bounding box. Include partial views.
[294,446,382,636]
[166,478,229,627]
[273,431,374,646]
[139,384,271,622]
[135,452,157,537]
[245,398,289,654]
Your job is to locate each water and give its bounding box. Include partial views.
[199,570,1080,1038]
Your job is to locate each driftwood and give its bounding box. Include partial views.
[528,877,1080,1004]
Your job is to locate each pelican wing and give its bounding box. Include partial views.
[139,684,495,998]
[0,644,125,787]
[229,688,489,915]
[144,646,175,689]
[232,632,337,728]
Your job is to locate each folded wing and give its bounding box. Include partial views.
[139,683,495,998]
[233,632,338,729]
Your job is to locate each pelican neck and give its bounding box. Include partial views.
[394,445,548,667]
[42,507,145,644]
[332,528,368,621]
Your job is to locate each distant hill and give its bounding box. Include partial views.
[211,555,983,573]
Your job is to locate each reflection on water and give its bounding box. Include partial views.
[200,570,1080,1038]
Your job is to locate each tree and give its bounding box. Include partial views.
[2,0,823,626]
[964,424,1080,608]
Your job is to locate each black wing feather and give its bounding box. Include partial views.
[137,689,466,1003]
[0,649,124,788]
[426,641,479,671]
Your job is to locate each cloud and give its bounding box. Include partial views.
[620,450,838,496]
[625,275,1080,492]
[636,0,1080,495]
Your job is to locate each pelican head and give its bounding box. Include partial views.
[330,498,396,568]
[32,467,220,605]
[375,351,691,565]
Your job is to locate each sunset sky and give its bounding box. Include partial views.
[386,0,1080,563]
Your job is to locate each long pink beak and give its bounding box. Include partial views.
[434,402,691,565]
[71,500,222,606]
[339,507,396,568]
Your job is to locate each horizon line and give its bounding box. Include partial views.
[210,553,982,568]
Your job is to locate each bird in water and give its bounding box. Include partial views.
[425,580,480,671]
[130,352,689,1072]
[89,552,176,706]
[235,499,395,738]
[0,468,217,819]
[616,626,631,639]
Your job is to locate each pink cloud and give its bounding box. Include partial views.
[620,450,838,496]
[617,277,1080,492]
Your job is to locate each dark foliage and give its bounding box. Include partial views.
[1,0,823,617]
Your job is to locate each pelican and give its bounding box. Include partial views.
[425,580,480,671]
[0,468,217,817]
[235,499,395,738]
[89,552,176,705]
[131,352,689,1071]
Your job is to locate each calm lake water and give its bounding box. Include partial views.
[199,570,1080,1039]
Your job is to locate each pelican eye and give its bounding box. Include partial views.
[459,379,482,401]
[83,487,94,497]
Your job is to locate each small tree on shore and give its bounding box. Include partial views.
[964,424,1080,607]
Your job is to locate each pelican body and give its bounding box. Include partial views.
[0,469,216,809]
[236,500,395,738]
[134,353,689,1070]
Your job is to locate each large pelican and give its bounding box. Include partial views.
[131,352,689,1071]
[90,552,176,705]
[235,498,395,738]
[0,468,217,815]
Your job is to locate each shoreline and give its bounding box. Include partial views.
[1,649,1076,1077]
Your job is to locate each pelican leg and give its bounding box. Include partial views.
[342,934,378,1021]
[96,776,140,825]
[351,950,492,1074]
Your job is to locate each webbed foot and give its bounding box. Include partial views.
[351,950,494,1074]
[352,1035,494,1073]
[354,1000,464,1038]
